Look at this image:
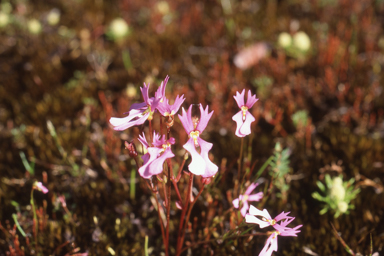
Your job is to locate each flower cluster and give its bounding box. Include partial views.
[109,76,218,179]
[246,205,302,256]
[110,77,301,255]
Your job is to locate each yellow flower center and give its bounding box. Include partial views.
[241,106,248,121]
[242,195,249,202]
[262,217,276,226]
[189,130,200,146]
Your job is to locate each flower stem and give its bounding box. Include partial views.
[237,137,244,197]
[180,184,206,251]
[154,191,168,256]
[176,173,194,255]
[166,163,172,255]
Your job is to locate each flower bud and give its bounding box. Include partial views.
[124,141,138,157]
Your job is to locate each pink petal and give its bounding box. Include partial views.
[129,102,147,111]
[232,198,240,208]
[109,112,149,131]
[240,201,249,217]
[141,153,150,165]
[147,149,175,177]
[232,111,245,138]
[274,211,291,222]
[233,89,245,108]
[197,138,218,177]
[248,192,263,202]
[178,106,194,133]
[258,232,278,256]
[244,182,259,195]
[238,111,255,136]
[140,83,150,104]
[138,147,162,179]
[34,182,49,194]
[138,132,149,148]
[245,90,258,108]
[183,137,205,175]
[196,105,213,133]
[248,206,272,228]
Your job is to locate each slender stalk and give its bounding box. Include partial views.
[176,174,194,255]
[154,192,168,256]
[166,163,172,255]
[235,137,245,225]
[179,184,205,251]
[165,127,172,255]
[149,120,153,144]
[172,179,183,206]
[176,153,188,181]
[237,137,244,197]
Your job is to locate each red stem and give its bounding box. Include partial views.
[176,174,194,255]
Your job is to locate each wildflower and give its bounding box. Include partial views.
[245,205,302,256]
[232,183,263,216]
[178,105,218,177]
[138,132,175,179]
[33,181,48,194]
[110,78,166,131]
[245,206,292,229]
[157,94,185,118]
[232,89,258,137]
[258,223,302,256]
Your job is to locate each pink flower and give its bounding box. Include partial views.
[259,231,279,256]
[110,77,170,131]
[247,207,302,256]
[178,105,218,177]
[232,183,263,216]
[157,94,185,117]
[138,132,175,179]
[33,181,48,194]
[232,89,258,137]
[258,222,302,256]
[245,206,292,229]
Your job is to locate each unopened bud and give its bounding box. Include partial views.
[165,115,174,128]
[124,141,138,157]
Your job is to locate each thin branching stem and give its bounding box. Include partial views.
[176,173,194,255]
[154,194,168,256]
[165,127,172,255]
[176,153,187,181]
[180,184,206,251]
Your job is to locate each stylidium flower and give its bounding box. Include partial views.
[33,181,49,194]
[178,104,218,177]
[258,220,302,256]
[138,132,175,179]
[245,205,293,229]
[232,183,263,216]
[157,94,185,117]
[259,231,279,256]
[109,77,170,131]
[232,89,258,137]
[247,206,302,256]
